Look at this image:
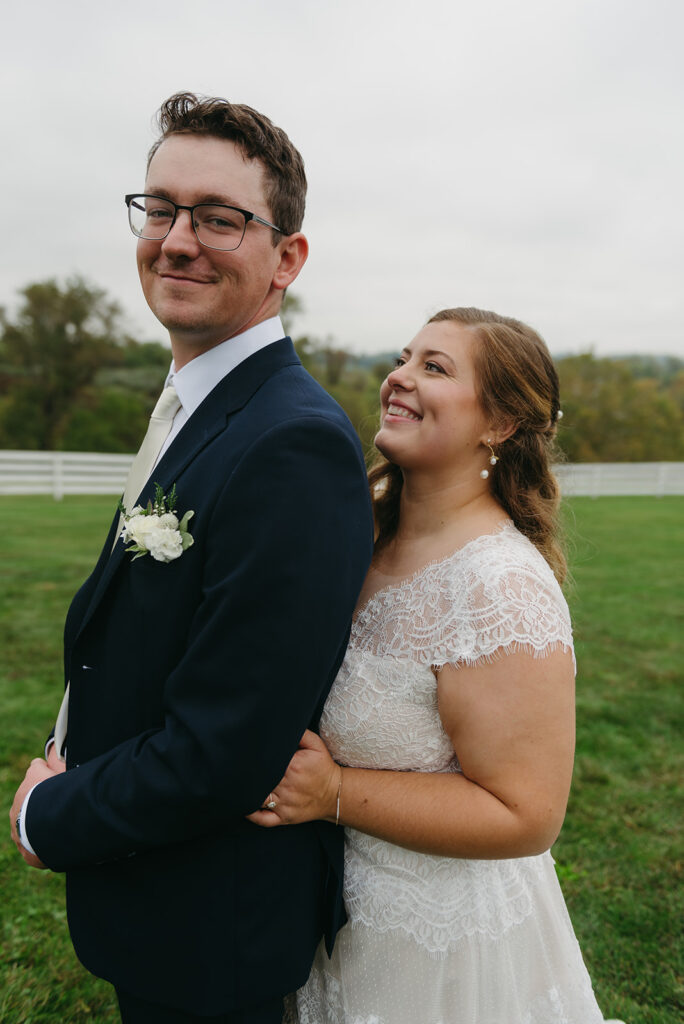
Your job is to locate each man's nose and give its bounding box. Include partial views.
[161,209,201,257]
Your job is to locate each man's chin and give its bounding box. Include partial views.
[157,317,232,363]
[148,299,212,336]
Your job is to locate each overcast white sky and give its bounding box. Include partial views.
[2,0,682,358]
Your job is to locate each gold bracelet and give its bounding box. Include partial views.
[335,768,343,826]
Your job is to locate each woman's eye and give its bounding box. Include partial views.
[425,361,445,373]
[394,357,406,367]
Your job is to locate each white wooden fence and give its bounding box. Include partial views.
[553,461,684,498]
[0,451,683,500]
[0,450,134,499]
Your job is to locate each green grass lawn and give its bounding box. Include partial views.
[0,495,682,1023]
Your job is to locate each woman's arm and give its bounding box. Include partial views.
[249,647,576,859]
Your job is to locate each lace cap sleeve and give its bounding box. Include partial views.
[429,525,574,671]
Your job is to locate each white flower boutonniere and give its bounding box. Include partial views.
[118,483,194,563]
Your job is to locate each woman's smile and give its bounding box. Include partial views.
[385,401,422,423]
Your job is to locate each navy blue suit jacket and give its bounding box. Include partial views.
[27,339,374,1014]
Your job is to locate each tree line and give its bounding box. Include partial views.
[1,277,683,463]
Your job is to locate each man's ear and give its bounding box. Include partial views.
[272,233,309,292]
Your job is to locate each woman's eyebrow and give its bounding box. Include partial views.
[423,348,456,365]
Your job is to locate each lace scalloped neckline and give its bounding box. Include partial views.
[356,520,517,619]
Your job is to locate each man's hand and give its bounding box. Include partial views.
[9,758,60,869]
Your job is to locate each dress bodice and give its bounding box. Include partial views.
[319,523,575,955]
[321,522,573,774]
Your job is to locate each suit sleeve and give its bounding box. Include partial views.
[26,416,373,870]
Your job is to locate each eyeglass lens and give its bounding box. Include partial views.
[128,196,247,251]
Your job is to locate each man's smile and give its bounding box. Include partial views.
[156,269,217,285]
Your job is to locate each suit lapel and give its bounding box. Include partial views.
[73,339,300,641]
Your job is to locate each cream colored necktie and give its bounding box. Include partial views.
[121,384,182,515]
[111,384,182,553]
[52,387,183,759]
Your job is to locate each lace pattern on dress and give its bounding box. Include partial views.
[344,838,550,954]
[321,652,459,772]
[350,522,573,669]
[317,523,576,955]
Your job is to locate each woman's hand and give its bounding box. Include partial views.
[46,742,67,775]
[247,730,342,828]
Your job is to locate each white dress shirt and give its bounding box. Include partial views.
[19,316,287,857]
[156,314,286,466]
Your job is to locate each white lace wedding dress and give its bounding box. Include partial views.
[289,522,609,1024]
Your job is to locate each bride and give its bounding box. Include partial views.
[250,307,625,1024]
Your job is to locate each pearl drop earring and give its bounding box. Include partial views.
[480,439,498,479]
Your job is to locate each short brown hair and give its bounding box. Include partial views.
[369,307,567,582]
[148,91,307,241]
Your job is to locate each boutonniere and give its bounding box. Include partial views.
[118,483,194,563]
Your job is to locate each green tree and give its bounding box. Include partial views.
[556,352,684,461]
[0,277,125,449]
[666,369,684,415]
[0,277,170,452]
[280,292,305,338]
[321,346,349,386]
[60,391,151,453]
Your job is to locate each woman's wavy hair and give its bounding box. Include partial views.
[148,91,307,240]
[368,307,567,582]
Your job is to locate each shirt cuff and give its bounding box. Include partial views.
[19,784,40,856]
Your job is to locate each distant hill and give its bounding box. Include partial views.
[618,354,684,383]
[347,350,684,380]
[348,351,398,371]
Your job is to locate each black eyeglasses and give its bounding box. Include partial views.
[125,194,283,252]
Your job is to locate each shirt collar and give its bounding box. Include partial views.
[165,316,285,418]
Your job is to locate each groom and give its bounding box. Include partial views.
[10,93,373,1022]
